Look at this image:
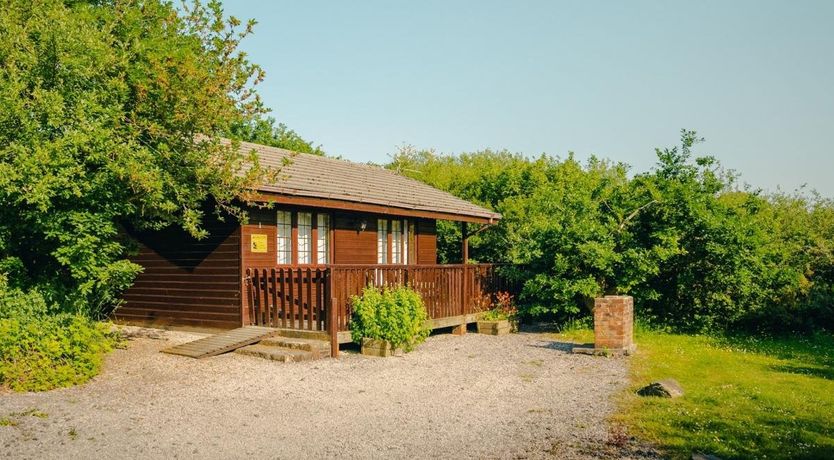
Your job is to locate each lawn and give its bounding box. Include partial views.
[557,328,834,459]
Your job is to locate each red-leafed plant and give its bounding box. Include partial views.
[481,291,518,321]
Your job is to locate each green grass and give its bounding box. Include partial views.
[555,328,834,459]
[0,417,17,427]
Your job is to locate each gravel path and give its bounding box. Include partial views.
[1,327,641,459]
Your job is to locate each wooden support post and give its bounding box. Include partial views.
[461,221,469,264]
[329,296,339,358]
[453,222,469,336]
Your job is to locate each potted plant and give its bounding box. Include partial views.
[476,291,518,335]
[350,285,430,357]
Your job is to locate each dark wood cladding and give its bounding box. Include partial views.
[117,218,242,330]
[416,219,437,264]
[333,213,378,264]
[119,202,441,331]
[241,207,279,267]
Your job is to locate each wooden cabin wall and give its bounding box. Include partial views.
[332,212,438,265]
[332,212,378,264]
[240,207,439,268]
[117,216,242,331]
[416,219,437,264]
[239,208,438,324]
[240,207,279,325]
[119,204,441,330]
[241,207,279,266]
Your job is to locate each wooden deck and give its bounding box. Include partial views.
[161,326,276,359]
[245,264,516,333]
[241,264,518,358]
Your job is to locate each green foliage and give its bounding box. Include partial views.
[388,132,834,334]
[0,279,120,392]
[229,116,324,155]
[0,0,279,316]
[606,330,834,459]
[349,286,430,352]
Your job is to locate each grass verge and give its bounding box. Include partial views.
[556,327,834,459]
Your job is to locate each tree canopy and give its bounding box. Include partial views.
[229,116,324,155]
[388,132,834,333]
[0,0,290,315]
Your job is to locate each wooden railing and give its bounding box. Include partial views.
[246,267,330,331]
[244,264,516,335]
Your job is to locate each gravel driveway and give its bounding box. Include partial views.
[1,327,638,459]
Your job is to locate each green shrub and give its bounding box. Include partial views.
[349,286,430,352]
[0,280,120,392]
[387,131,834,335]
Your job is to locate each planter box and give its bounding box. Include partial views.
[361,338,403,357]
[476,319,511,336]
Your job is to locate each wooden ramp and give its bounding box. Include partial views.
[161,326,276,359]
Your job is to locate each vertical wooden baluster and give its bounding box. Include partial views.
[306,268,313,330]
[314,268,320,330]
[279,268,287,329]
[297,268,302,330]
[288,268,295,329]
[245,268,251,326]
[257,269,264,325]
[255,269,262,325]
[270,268,277,327]
[263,268,270,327]
[251,269,258,325]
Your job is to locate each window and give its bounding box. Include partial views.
[276,210,331,265]
[317,213,330,264]
[403,219,410,264]
[391,220,402,264]
[276,210,292,264]
[297,212,312,264]
[377,219,388,263]
[376,218,410,264]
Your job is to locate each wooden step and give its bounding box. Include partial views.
[234,344,316,362]
[273,328,330,341]
[260,336,331,358]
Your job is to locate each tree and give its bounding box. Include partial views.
[0,0,275,316]
[229,116,324,155]
[387,132,834,333]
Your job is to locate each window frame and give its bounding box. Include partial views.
[377,217,411,265]
[275,209,333,266]
[276,210,292,265]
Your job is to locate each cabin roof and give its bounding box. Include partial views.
[232,140,501,224]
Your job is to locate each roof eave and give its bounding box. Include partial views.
[251,191,501,225]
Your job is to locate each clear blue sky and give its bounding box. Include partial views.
[223,0,834,196]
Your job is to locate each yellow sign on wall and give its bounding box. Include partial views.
[250,234,268,253]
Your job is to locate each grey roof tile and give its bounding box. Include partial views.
[230,140,501,222]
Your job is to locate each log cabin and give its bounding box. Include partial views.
[116,140,508,342]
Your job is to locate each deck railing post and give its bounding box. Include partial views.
[453,265,468,335]
[245,268,254,326]
[329,296,339,358]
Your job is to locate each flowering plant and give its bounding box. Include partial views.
[480,291,517,321]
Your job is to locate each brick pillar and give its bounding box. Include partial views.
[593,295,634,351]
